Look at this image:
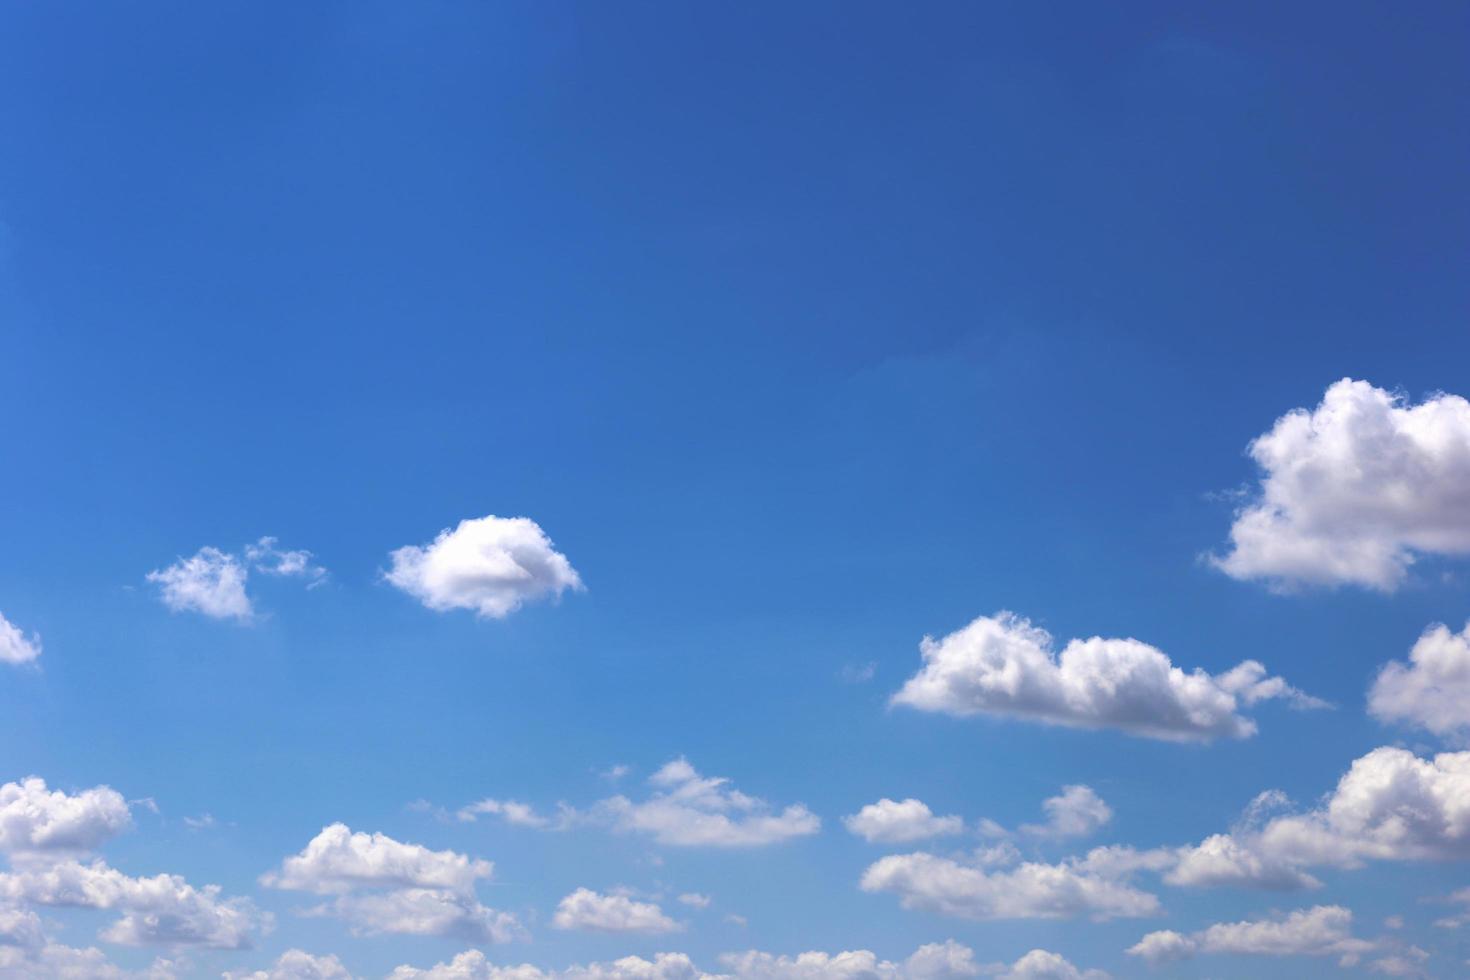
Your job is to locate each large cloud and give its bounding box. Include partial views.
[0,941,180,979]
[146,537,324,621]
[843,799,964,844]
[1370,622,1470,738]
[313,888,525,944]
[1128,905,1379,966]
[0,859,268,949]
[552,888,680,934]
[859,850,1159,921]
[1213,378,1470,591]
[263,824,520,943]
[223,950,355,980]
[386,943,1104,980]
[261,823,492,895]
[1156,746,1470,895]
[0,611,41,666]
[0,777,132,856]
[595,758,820,848]
[385,515,583,619]
[891,613,1319,741]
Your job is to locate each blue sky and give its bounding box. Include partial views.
[1,3,1468,978]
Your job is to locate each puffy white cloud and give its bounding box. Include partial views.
[314,888,525,944]
[996,950,1109,980]
[0,904,45,949]
[386,515,583,619]
[1370,622,1470,737]
[0,611,41,666]
[388,942,1008,980]
[552,888,680,934]
[596,758,819,847]
[0,777,132,856]
[1020,786,1111,840]
[262,824,493,895]
[147,537,323,621]
[147,547,251,620]
[844,799,964,844]
[1129,905,1378,966]
[891,613,1317,742]
[1214,378,1470,591]
[860,850,1159,921]
[1164,832,1320,890]
[223,950,355,980]
[387,950,704,980]
[264,824,520,943]
[0,859,268,949]
[0,942,179,979]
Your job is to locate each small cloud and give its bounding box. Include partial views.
[839,661,877,684]
[677,892,711,909]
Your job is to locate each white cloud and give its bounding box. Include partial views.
[314,888,525,944]
[1213,378,1470,591]
[596,758,819,847]
[1020,786,1111,840]
[223,950,355,980]
[1129,905,1378,966]
[387,950,704,980]
[1370,622,1470,737]
[891,613,1318,742]
[996,950,1110,980]
[1164,832,1320,890]
[860,850,1159,921]
[0,777,133,856]
[244,538,327,585]
[1156,746,1470,897]
[0,611,41,666]
[261,823,493,895]
[844,799,964,844]
[386,515,582,619]
[552,888,680,934]
[0,859,268,949]
[388,942,1054,980]
[0,942,179,979]
[676,892,711,908]
[456,799,556,829]
[147,537,323,621]
[264,824,520,943]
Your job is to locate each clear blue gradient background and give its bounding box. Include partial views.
[1,2,1467,976]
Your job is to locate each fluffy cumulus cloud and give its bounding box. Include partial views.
[994,950,1110,980]
[0,610,41,666]
[552,888,680,934]
[891,613,1319,742]
[0,777,133,856]
[223,950,355,980]
[0,859,268,949]
[387,943,1103,980]
[385,515,583,619]
[595,758,820,848]
[314,888,524,944]
[1214,378,1470,591]
[456,799,562,829]
[1129,905,1379,966]
[262,824,493,895]
[844,799,964,844]
[1153,746,1470,896]
[1020,786,1111,840]
[860,849,1159,921]
[147,537,324,621]
[0,941,180,979]
[263,824,521,943]
[1370,622,1470,738]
